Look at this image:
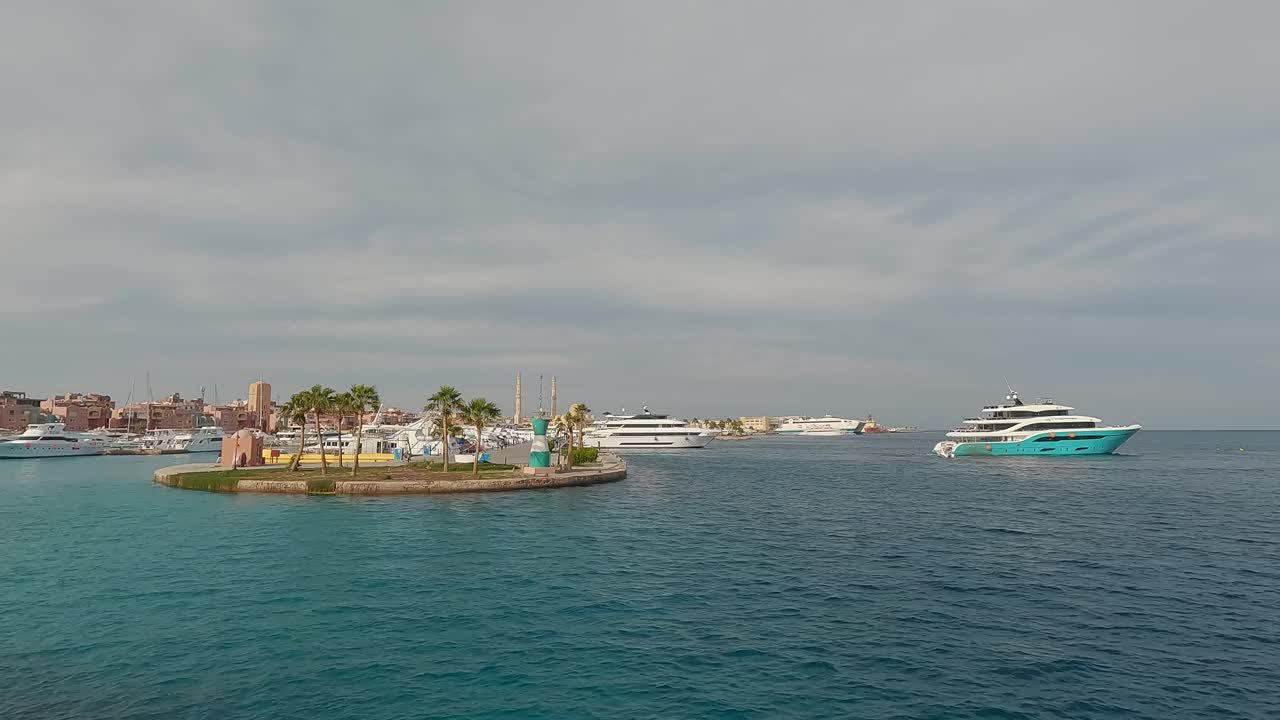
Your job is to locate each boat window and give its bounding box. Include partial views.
[1033,434,1104,442]
[1018,422,1097,431]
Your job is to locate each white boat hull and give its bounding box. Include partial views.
[587,433,715,449]
[0,440,106,458]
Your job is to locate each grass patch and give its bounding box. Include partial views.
[407,461,517,472]
[570,447,599,464]
[169,471,241,492]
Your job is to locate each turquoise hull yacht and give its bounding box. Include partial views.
[934,390,1139,458]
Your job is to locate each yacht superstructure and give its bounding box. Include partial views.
[144,427,227,453]
[0,423,108,458]
[934,390,1139,457]
[584,408,716,449]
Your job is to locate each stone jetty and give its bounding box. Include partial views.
[153,454,627,495]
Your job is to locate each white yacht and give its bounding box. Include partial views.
[933,389,1140,457]
[143,427,226,453]
[584,408,717,449]
[0,423,108,458]
[773,416,865,435]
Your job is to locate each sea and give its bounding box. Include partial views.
[2,431,1277,719]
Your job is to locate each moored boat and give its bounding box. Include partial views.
[584,407,716,449]
[934,389,1139,457]
[774,415,864,434]
[0,423,108,458]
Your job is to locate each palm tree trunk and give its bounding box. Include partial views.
[352,409,362,477]
[441,417,449,471]
[336,416,344,468]
[315,411,328,474]
[290,423,305,471]
[565,425,574,470]
[473,423,481,476]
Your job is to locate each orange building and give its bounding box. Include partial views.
[1,390,44,431]
[113,393,204,430]
[40,393,114,432]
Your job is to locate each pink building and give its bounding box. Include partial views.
[204,401,269,432]
[113,393,203,430]
[40,393,115,432]
[1,390,44,431]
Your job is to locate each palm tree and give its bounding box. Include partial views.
[347,384,380,477]
[424,385,464,471]
[332,391,359,469]
[557,412,576,469]
[459,398,502,476]
[305,384,335,475]
[282,394,310,471]
[569,403,591,458]
[553,413,572,468]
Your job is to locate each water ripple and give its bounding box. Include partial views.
[1,433,1279,718]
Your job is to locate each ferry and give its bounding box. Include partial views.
[933,389,1139,457]
[773,416,865,435]
[584,408,716,449]
[0,423,108,458]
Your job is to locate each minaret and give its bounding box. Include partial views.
[550,376,557,419]
[514,372,523,424]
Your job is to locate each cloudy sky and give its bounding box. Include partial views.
[2,2,1277,428]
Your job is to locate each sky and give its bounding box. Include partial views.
[2,1,1277,429]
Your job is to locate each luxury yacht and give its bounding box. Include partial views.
[0,423,108,458]
[934,390,1140,457]
[774,416,865,434]
[584,408,717,449]
[142,427,227,453]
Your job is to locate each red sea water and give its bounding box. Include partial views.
[1,431,1278,719]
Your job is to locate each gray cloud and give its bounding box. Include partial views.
[2,1,1278,428]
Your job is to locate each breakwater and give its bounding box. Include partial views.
[153,455,626,495]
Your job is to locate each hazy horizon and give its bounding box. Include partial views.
[3,2,1277,429]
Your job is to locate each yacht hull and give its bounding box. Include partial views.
[939,426,1139,457]
[0,442,106,458]
[588,434,715,449]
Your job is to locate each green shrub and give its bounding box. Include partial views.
[571,447,599,464]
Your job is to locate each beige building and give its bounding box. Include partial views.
[248,381,271,413]
[738,416,775,433]
[247,381,274,430]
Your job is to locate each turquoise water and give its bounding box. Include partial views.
[2,432,1278,719]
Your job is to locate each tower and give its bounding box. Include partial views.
[550,376,557,419]
[514,372,523,424]
[248,381,272,432]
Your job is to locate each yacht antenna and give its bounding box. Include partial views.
[1002,376,1019,402]
[538,374,544,417]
